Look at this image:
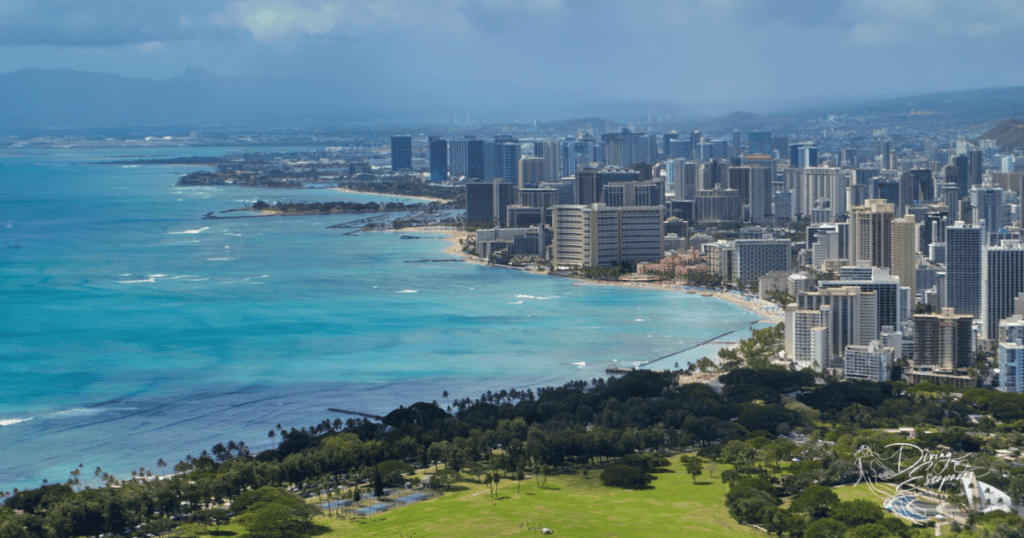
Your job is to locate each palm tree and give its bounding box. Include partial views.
[157,458,167,476]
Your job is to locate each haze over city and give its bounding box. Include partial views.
[5,0,1024,123]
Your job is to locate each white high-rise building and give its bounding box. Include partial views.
[785,304,832,372]
[844,340,895,382]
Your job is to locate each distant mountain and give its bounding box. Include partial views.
[977,119,1024,149]
[0,68,688,131]
[693,111,786,134]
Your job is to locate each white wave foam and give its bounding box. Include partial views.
[118,277,155,284]
[635,318,644,322]
[167,227,209,235]
[573,362,586,367]
[45,408,104,419]
[508,301,523,305]
[149,274,167,278]
[397,289,418,293]
[207,257,235,261]
[0,417,33,427]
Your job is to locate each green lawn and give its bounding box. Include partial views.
[305,458,760,538]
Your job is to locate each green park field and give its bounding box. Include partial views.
[327,459,760,537]
[210,458,767,537]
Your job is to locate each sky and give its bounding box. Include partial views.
[2,0,1024,111]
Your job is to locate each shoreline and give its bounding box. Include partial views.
[396,225,786,325]
[332,186,450,204]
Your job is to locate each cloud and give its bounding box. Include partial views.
[0,1,231,46]
[842,0,1024,44]
[210,0,346,41]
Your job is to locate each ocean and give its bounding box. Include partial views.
[0,146,759,492]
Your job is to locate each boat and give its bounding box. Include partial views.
[399,234,421,239]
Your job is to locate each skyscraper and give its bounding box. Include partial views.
[971,184,1006,238]
[450,137,484,179]
[891,215,917,303]
[850,199,895,270]
[391,135,412,170]
[945,221,983,318]
[689,130,701,161]
[748,131,772,155]
[982,240,1024,341]
[496,141,521,184]
[428,136,448,184]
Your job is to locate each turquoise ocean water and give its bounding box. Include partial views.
[0,147,759,492]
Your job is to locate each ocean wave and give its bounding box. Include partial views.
[167,227,209,235]
[44,408,105,419]
[635,318,644,322]
[508,301,523,305]
[206,257,235,261]
[516,294,558,300]
[118,277,155,284]
[397,289,418,293]
[0,417,33,427]
[573,362,586,367]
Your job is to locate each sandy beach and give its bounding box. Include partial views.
[396,226,786,325]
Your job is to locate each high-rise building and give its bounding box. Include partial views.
[748,132,772,155]
[689,130,701,161]
[945,221,983,318]
[496,141,521,184]
[968,149,984,186]
[428,136,448,183]
[602,180,665,207]
[575,167,639,206]
[532,140,560,183]
[518,156,545,190]
[551,204,664,267]
[850,199,895,270]
[914,307,974,370]
[699,159,728,191]
[465,180,514,227]
[785,304,832,372]
[733,238,791,283]
[971,184,1006,238]
[391,135,412,170]
[844,340,895,382]
[891,215,918,303]
[465,182,495,227]
[982,240,1024,341]
[999,316,1024,392]
[663,132,679,159]
[695,187,742,222]
[793,286,879,359]
[772,136,790,158]
[953,154,971,197]
[449,137,484,179]
[820,268,903,333]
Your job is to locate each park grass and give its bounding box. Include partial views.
[306,458,761,538]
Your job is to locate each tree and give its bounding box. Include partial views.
[372,466,385,497]
[802,517,844,538]
[679,455,704,484]
[789,484,840,520]
[599,464,653,489]
[434,469,458,490]
[829,499,884,527]
[193,508,231,533]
